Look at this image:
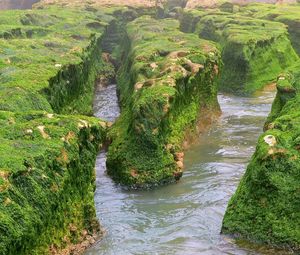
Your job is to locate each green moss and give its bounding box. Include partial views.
[222,63,300,251]
[179,9,299,94]
[0,7,116,114]
[239,3,300,56]
[106,16,221,188]
[0,4,120,254]
[0,111,107,255]
[179,9,206,32]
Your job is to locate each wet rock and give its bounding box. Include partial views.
[263,135,276,146]
[176,161,184,169]
[37,125,50,139]
[25,129,33,135]
[175,152,184,161]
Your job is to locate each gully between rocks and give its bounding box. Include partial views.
[86,81,279,254]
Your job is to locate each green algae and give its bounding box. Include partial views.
[0,111,107,255]
[0,4,158,253]
[0,3,158,253]
[239,3,300,56]
[0,7,115,114]
[106,16,221,188]
[177,4,300,250]
[222,63,300,252]
[0,5,119,254]
[179,8,299,94]
[0,1,299,253]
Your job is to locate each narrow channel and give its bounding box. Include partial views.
[87,83,275,254]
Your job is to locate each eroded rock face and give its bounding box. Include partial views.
[179,8,299,94]
[222,65,300,252]
[0,5,115,254]
[106,16,222,188]
[238,3,300,56]
[0,112,107,255]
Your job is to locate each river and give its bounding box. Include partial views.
[85,82,279,255]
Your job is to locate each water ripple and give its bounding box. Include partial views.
[85,89,277,255]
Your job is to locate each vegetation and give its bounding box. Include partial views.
[179,8,299,94]
[0,0,300,253]
[222,63,300,251]
[239,3,300,56]
[0,5,115,254]
[178,1,300,251]
[106,16,221,188]
[0,112,106,254]
[0,7,117,114]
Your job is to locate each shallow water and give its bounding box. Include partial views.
[93,83,120,122]
[0,0,39,10]
[87,85,276,255]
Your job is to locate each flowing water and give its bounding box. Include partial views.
[0,3,285,254]
[93,83,120,122]
[87,83,276,255]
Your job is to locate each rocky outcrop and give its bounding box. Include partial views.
[179,9,299,94]
[0,8,115,114]
[222,64,300,252]
[239,3,300,56]
[106,16,221,188]
[0,112,106,255]
[0,5,116,254]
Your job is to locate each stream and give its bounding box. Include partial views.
[86,82,277,255]
[0,3,287,254]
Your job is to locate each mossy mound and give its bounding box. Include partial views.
[222,63,300,251]
[180,8,299,94]
[239,3,300,56]
[106,16,221,188]
[0,111,107,254]
[0,5,120,254]
[0,7,115,115]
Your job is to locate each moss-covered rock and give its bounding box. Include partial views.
[222,63,300,251]
[179,9,299,94]
[239,3,300,56]
[0,5,120,254]
[179,9,206,32]
[0,7,115,115]
[0,111,107,254]
[106,16,221,188]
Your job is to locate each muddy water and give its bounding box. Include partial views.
[0,0,39,10]
[87,85,275,255]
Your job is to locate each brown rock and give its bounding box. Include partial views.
[176,161,184,169]
[175,152,184,161]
